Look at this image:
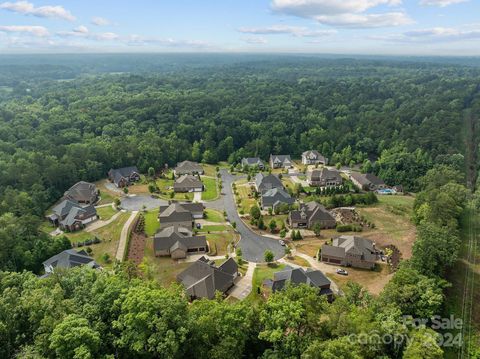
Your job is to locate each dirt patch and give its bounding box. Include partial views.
[127,232,146,265]
[333,264,394,296]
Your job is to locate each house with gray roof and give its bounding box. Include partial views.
[301,150,327,165]
[349,172,386,191]
[174,160,204,176]
[241,157,265,170]
[269,154,293,169]
[47,199,98,232]
[289,201,336,229]
[320,235,377,269]
[158,202,204,229]
[263,266,333,300]
[177,256,238,300]
[41,249,100,278]
[260,187,294,210]
[64,181,99,204]
[173,174,204,193]
[108,166,140,188]
[154,226,207,259]
[255,173,283,194]
[307,168,343,187]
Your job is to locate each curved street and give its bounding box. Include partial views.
[218,169,284,262]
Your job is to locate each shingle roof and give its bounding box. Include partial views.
[177,256,237,299]
[174,174,203,188]
[262,187,294,207]
[59,204,96,226]
[324,235,376,262]
[64,181,98,202]
[270,155,292,165]
[308,168,342,182]
[302,150,326,163]
[158,203,193,223]
[42,249,100,273]
[52,199,79,218]
[350,172,385,187]
[271,267,331,292]
[153,226,206,252]
[289,201,334,223]
[255,173,283,192]
[110,166,139,186]
[175,161,203,173]
[242,157,264,167]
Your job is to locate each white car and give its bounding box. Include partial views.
[279,240,286,246]
[336,268,348,276]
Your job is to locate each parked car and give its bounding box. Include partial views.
[336,268,348,276]
[279,240,286,246]
[196,223,201,229]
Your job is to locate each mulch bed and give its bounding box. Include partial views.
[127,232,146,265]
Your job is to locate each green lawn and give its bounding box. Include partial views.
[202,176,218,201]
[246,263,286,304]
[200,224,230,232]
[235,182,257,214]
[96,206,118,220]
[155,176,174,192]
[204,208,225,223]
[144,209,160,236]
[263,215,287,230]
[206,232,235,256]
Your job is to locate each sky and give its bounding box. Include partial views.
[0,0,479,55]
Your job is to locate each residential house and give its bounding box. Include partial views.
[349,172,386,191]
[254,173,283,194]
[260,187,294,210]
[177,256,238,299]
[263,266,333,300]
[241,157,265,170]
[320,235,377,269]
[307,168,343,187]
[41,249,100,278]
[158,202,204,229]
[154,226,207,259]
[173,174,204,193]
[108,166,140,188]
[289,201,336,229]
[174,160,204,176]
[47,199,98,232]
[269,155,293,169]
[301,150,327,165]
[64,181,99,204]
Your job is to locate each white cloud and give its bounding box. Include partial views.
[0,1,75,21]
[238,25,336,37]
[57,27,119,42]
[270,0,411,28]
[73,25,88,34]
[0,25,48,36]
[242,36,268,44]
[91,16,110,26]
[419,0,468,7]
[372,26,480,42]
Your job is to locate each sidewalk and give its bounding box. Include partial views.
[86,210,123,232]
[115,211,138,261]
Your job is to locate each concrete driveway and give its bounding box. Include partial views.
[220,169,284,262]
[120,195,167,211]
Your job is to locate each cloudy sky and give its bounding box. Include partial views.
[0,0,479,55]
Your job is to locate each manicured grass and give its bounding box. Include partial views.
[63,230,93,244]
[284,255,311,267]
[200,225,230,232]
[144,209,160,236]
[204,208,225,223]
[281,177,294,190]
[246,263,286,304]
[155,176,174,192]
[96,206,118,220]
[92,212,131,243]
[263,215,287,230]
[202,176,218,201]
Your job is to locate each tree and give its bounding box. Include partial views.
[312,223,322,236]
[249,205,261,220]
[403,328,443,359]
[114,285,188,357]
[49,314,100,359]
[264,250,274,263]
[258,216,265,230]
[269,219,277,233]
[148,166,155,178]
[123,187,129,194]
[302,337,362,359]
[148,183,157,194]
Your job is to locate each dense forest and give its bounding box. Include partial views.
[0,54,479,358]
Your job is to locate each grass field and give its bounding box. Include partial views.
[235,182,257,214]
[206,232,235,256]
[284,255,311,267]
[246,263,286,304]
[202,176,218,200]
[96,206,118,220]
[144,209,160,236]
[204,208,224,222]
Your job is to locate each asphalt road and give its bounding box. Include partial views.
[220,169,284,262]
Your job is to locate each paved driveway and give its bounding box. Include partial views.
[120,195,167,211]
[220,170,284,262]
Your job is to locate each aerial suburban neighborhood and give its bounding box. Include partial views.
[40,151,414,304]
